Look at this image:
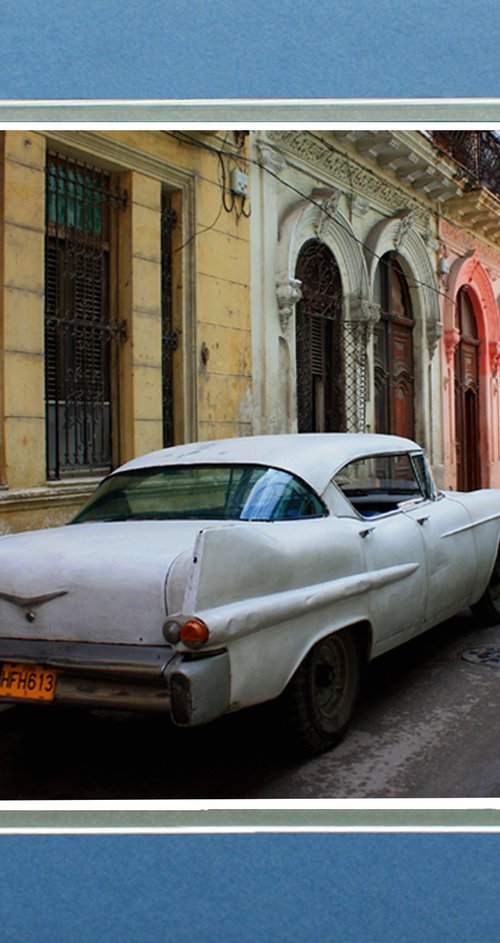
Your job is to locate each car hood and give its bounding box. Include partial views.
[0,521,207,645]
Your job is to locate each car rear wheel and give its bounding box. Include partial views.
[284,629,361,754]
[471,550,500,624]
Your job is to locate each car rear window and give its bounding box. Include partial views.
[72,464,326,523]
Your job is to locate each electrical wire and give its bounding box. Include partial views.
[163,129,499,305]
[173,201,223,254]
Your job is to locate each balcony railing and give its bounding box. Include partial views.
[429,131,500,197]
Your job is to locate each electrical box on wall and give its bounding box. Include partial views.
[230,169,249,197]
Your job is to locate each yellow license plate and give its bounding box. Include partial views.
[0,663,57,702]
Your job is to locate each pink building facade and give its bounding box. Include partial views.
[439,220,500,489]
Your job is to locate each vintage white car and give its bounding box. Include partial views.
[0,432,500,753]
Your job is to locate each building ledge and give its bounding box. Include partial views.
[0,480,98,514]
[443,188,500,244]
[334,130,462,202]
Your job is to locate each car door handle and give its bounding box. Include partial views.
[359,527,375,539]
[416,516,429,526]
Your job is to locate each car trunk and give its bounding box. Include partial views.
[0,520,204,646]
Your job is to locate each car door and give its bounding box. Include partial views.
[333,451,428,654]
[356,511,427,652]
[401,492,477,626]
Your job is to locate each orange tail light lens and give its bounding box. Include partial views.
[179,617,209,646]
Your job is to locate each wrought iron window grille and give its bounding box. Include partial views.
[429,131,500,197]
[161,194,178,448]
[45,153,128,480]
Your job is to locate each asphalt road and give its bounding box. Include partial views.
[1,608,500,799]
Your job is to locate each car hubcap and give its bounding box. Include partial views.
[311,637,348,721]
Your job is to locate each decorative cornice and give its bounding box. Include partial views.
[267,131,431,229]
[333,130,461,202]
[45,130,196,190]
[444,188,500,247]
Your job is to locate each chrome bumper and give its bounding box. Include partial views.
[0,639,231,725]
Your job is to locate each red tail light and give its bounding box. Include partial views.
[179,617,209,646]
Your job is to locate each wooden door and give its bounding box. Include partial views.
[455,289,480,491]
[374,254,415,439]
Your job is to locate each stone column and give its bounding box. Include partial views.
[118,172,163,463]
[1,131,46,489]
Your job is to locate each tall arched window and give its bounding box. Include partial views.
[295,240,344,432]
[454,287,480,491]
[374,252,415,439]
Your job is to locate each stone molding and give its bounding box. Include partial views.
[268,131,436,227]
[444,253,500,351]
[0,482,98,512]
[275,190,370,333]
[364,211,442,351]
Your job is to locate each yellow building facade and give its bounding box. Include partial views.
[0,130,252,533]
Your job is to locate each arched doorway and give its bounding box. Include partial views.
[373,252,415,439]
[454,287,480,491]
[295,240,344,432]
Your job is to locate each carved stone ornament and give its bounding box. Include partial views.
[256,143,287,175]
[444,327,461,368]
[393,208,418,251]
[351,194,370,218]
[489,341,500,376]
[276,278,303,332]
[312,187,342,239]
[349,294,381,336]
[427,318,443,360]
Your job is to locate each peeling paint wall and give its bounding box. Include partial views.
[0,130,252,533]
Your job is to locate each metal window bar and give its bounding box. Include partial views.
[342,321,368,433]
[430,131,500,197]
[45,153,127,480]
[161,194,178,448]
[295,239,345,433]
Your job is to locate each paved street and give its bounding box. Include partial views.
[1,608,500,799]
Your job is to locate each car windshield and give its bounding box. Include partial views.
[72,464,326,523]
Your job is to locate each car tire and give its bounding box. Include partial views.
[471,550,500,625]
[284,628,361,755]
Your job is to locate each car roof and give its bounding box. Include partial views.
[116,433,422,495]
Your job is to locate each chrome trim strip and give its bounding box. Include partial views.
[0,639,175,680]
[442,512,500,538]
